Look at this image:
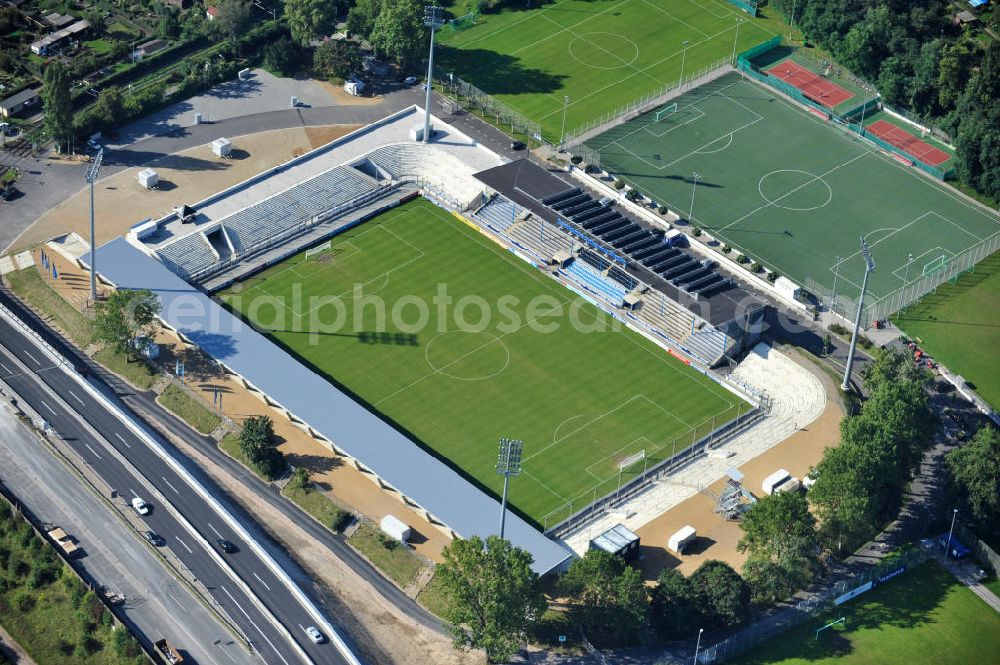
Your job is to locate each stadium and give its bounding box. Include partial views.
[87,105,774,573]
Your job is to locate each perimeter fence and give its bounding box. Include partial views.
[433,67,543,143]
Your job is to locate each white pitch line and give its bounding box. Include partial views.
[114,432,131,448]
[253,572,272,592]
[175,536,194,554]
[0,362,11,374]
[68,390,85,406]
[220,586,290,665]
[39,400,57,415]
[162,477,180,495]
[22,350,40,366]
[84,443,102,460]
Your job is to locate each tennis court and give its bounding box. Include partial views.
[866,119,951,167]
[764,61,853,108]
[584,71,1000,307]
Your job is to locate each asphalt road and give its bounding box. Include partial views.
[0,404,257,665]
[0,310,357,665]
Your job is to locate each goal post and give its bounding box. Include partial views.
[304,240,332,261]
[815,617,845,640]
[654,103,679,123]
[619,449,646,472]
[922,254,947,277]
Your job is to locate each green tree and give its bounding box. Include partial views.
[93,87,125,127]
[739,492,819,602]
[212,0,253,54]
[947,427,1000,530]
[157,9,181,40]
[285,0,343,45]
[42,62,73,153]
[94,289,161,357]
[345,0,381,38]
[558,550,648,646]
[368,0,426,70]
[650,567,696,640]
[262,35,303,76]
[289,466,311,491]
[313,39,362,81]
[239,415,284,478]
[688,560,750,629]
[437,535,546,663]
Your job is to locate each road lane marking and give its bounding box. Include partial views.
[175,536,193,554]
[39,400,57,415]
[0,362,11,374]
[220,586,291,665]
[253,572,272,592]
[162,477,180,495]
[84,443,102,460]
[68,390,86,406]
[22,350,40,366]
[114,432,131,448]
[208,523,224,539]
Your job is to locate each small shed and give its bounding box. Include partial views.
[762,468,791,496]
[589,523,640,559]
[773,276,802,302]
[551,249,572,267]
[137,168,158,189]
[344,79,364,97]
[0,89,39,118]
[380,515,411,543]
[668,525,697,554]
[212,138,232,158]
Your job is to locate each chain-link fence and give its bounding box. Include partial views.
[434,68,543,143]
[956,523,1000,576]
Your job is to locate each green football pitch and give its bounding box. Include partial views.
[218,199,744,528]
[585,72,1000,308]
[732,562,1000,665]
[436,0,776,141]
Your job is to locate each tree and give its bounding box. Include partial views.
[157,9,181,40]
[94,289,161,358]
[289,466,311,491]
[42,62,73,153]
[262,36,304,76]
[345,0,381,38]
[558,550,648,646]
[368,0,427,70]
[239,415,285,478]
[650,567,696,640]
[947,427,1000,530]
[93,87,124,127]
[688,560,750,629]
[739,492,819,602]
[285,0,342,45]
[212,0,253,54]
[436,535,545,663]
[313,39,362,81]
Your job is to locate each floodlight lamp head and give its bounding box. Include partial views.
[424,5,445,27]
[859,236,875,272]
[496,438,523,476]
[86,148,104,183]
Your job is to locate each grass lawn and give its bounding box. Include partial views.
[415,571,450,618]
[585,72,1000,309]
[347,522,424,588]
[436,0,777,141]
[84,39,113,54]
[281,481,352,532]
[4,267,95,347]
[219,199,741,528]
[896,251,1000,410]
[219,433,267,479]
[733,562,1000,665]
[92,347,158,390]
[157,383,221,434]
[1,167,16,186]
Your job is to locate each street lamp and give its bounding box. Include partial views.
[689,171,700,222]
[944,508,958,559]
[422,6,445,144]
[496,438,523,541]
[732,18,744,63]
[841,236,875,392]
[680,40,690,87]
[560,95,570,147]
[789,0,798,40]
[830,255,842,313]
[85,148,104,304]
[857,84,872,136]
[898,253,914,313]
[693,627,704,665]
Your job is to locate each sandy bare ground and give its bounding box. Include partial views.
[635,351,844,579]
[10,125,360,252]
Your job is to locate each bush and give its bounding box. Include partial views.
[693,227,702,237]
[658,205,669,215]
[376,531,400,550]
[12,589,35,612]
[751,262,762,273]
[625,189,641,202]
[858,334,875,350]
[737,254,750,265]
[570,155,583,165]
[767,271,778,282]
[722,243,732,253]
[330,508,352,533]
[289,467,310,492]
[585,164,600,174]
[613,179,625,190]
[828,323,850,336]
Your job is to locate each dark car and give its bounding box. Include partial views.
[216,539,236,554]
[510,140,526,151]
[1,186,19,201]
[142,530,165,547]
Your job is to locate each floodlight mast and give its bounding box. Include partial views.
[496,438,523,541]
[423,6,445,144]
[85,148,104,304]
[841,236,875,392]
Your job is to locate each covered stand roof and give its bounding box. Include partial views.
[88,238,572,574]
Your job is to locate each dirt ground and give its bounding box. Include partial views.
[634,352,844,580]
[315,79,386,107]
[10,124,360,252]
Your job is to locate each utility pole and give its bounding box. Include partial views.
[85,148,104,304]
[680,40,690,87]
[560,95,570,147]
[841,236,875,392]
[944,508,958,559]
[496,438,523,541]
[422,6,445,144]
[689,171,700,222]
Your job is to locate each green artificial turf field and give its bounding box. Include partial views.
[218,199,743,528]
[436,0,776,141]
[585,72,1000,311]
[896,251,1000,409]
[733,562,1000,665]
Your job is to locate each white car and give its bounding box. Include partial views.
[304,626,324,644]
[131,497,150,515]
[403,76,417,85]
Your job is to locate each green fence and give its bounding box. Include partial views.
[737,35,780,63]
[725,0,758,16]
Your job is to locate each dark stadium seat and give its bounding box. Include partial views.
[542,188,580,206]
[622,236,659,255]
[551,194,589,211]
[637,246,674,263]
[573,207,611,224]
[602,224,639,242]
[563,201,601,217]
[582,211,621,229]
[608,266,638,290]
[612,230,648,248]
[672,267,712,285]
[590,219,630,236]
[579,249,611,271]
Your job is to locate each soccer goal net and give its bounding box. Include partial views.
[304,240,332,260]
[619,450,646,472]
[654,103,679,122]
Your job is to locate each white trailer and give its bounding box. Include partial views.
[668,525,697,554]
[212,137,232,158]
[773,476,801,494]
[379,515,411,543]
[762,469,791,496]
[136,168,158,189]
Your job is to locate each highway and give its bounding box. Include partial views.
[0,307,358,665]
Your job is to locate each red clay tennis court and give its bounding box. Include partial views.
[764,61,854,108]
[865,119,951,167]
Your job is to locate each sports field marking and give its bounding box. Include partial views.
[523,470,571,503]
[679,0,739,20]
[584,436,653,480]
[567,31,641,70]
[639,0,710,38]
[694,132,735,153]
[888,246,955,279]
[615,110,761,171]
[543,15,664,85]
[758,170,833,211]
[644,106,707,138]
[423,331,512,381]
